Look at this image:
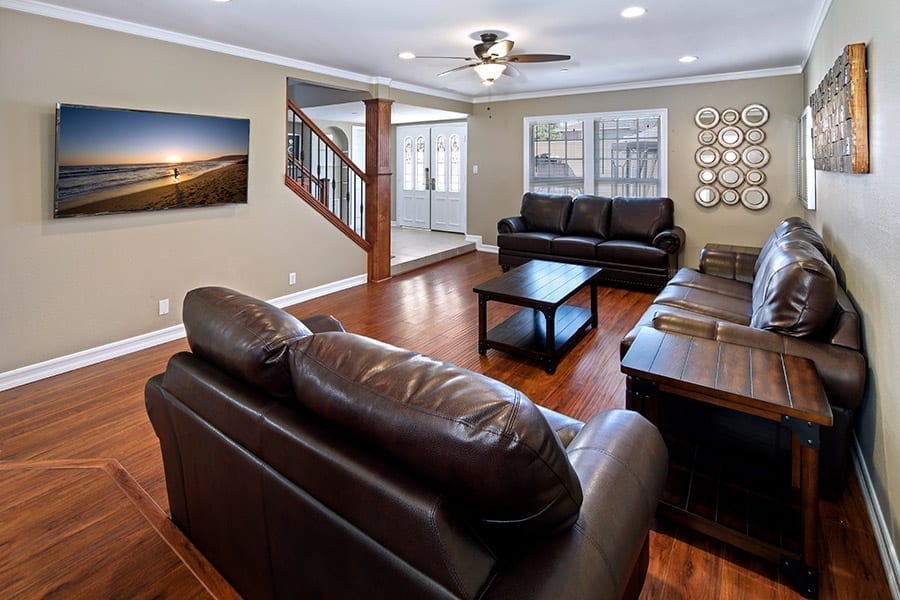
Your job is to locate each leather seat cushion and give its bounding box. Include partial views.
[653,285,752,324]
[668,268,753,300]
[182,286,312,399]
[521,192,573,234]
[595,240,668,268]
[498,232,557,253]
[564,194,612,238]
[751,239,837,337]
[551,236,599,259]
[289,332,584,535]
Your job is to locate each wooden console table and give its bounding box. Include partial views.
[473,260,601,374]
[621,328,833,598]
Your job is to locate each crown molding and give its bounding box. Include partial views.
[471,65,802,103]
[384,79,473,104]
[0,0,376,85]
[800,0,834,72]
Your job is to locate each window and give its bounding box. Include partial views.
[525,109,667,197]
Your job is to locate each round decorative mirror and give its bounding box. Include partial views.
[695,186,719,207]
[722,149,741,165]
[741,103,769,127]
[695,107,720,129]
[741,187,769,210]
[695,146,721,167]
[742,146,770,168]
[698,130,716,145]
[721,189,740,205]
[718,126,744,148]
[746,169,766,185]
[721,108,740,125]
[698,168,717,184]
[718,166,745,188]
[745,128,766,144]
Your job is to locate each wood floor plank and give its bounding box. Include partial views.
[0,251,892,598]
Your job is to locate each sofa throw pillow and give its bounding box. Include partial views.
[183,286,312,399]
[289,332,584,535]
[750,240,837,337]
[565,194,612,238]
[521,192,573,234]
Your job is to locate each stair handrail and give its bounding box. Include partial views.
[287,99,366,180]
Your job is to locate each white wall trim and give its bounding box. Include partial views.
[471,66,801,104]
[466,234,498,254]
[0,274,367,393]
[853,434,900,598]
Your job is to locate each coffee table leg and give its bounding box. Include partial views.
[782,425,821,598]
[477,295,488,354]
[590,282,598,328]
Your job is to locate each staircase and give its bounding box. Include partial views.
[285,99,370,251]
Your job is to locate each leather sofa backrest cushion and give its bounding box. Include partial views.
[183,286,312,399]
[289,332,584,535]
[608,197,673,241]
[754,217,829,275]
[750,240,837,337]
[521,192,573,234]
[565,194,613,238]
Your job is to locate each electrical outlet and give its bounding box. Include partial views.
[289,272,297,285]
[159,299,169,316]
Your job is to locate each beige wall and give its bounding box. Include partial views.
[0,10,368,372]
[804,0,900,571]
[466,75,805,266]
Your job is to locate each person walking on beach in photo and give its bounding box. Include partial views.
[173,167,179,182]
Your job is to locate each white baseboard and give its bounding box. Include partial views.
[853,434,900,598]
[0,273,367,393]
[466,234,498,254]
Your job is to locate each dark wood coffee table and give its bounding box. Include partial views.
[474,260,601,374]
[621,327,833,598]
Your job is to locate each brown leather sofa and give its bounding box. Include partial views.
[146,286,668,600]
[497,193,685,290]
[621,217,866,497]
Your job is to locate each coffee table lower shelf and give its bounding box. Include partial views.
[479,305,592,374]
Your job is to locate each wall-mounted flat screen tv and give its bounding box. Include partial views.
[54,104,250,218]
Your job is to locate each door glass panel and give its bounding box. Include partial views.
[403,137,413,190]
[435,135,446,192]
[415,136,426,191]
[450,134,460,192]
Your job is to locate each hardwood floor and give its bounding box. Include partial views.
[0,251,891,598]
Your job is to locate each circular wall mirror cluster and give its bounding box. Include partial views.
[693,104,770,210]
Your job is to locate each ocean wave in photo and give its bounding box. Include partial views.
[56,158,246,202]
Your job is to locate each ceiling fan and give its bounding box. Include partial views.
[407,32,571,86]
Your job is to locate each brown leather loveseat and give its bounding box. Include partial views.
[146,286,668,599]
[497,193,685,290]
[621,217,866,497]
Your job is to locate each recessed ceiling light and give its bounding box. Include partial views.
[679,55,699,63]
[560,68,569,73]
[398,51,416,60]
[620,6,647,18]
[211,0,231,3]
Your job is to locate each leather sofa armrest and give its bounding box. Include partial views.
[652,226,685,254]
[498,216,527,234]
[299,314,346,334]
[699,243,761,282]
[483,409,667,599]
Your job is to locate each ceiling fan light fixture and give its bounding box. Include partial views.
[474,62,507,84]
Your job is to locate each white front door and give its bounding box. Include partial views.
[396,124,467,233]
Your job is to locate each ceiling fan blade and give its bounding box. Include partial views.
[437,63,478,77]
[506,53,571,63]
[414,55,476,61]
[503,63,522,77]
[487,39,514,58]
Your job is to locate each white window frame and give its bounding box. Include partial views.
[523,108,668,197]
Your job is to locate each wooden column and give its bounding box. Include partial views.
[364,98,393,282]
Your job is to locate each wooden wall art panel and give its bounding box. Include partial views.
[809,43,869,174]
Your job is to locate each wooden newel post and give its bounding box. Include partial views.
[364,98,393,282]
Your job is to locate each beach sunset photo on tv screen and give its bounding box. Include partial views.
[54,104,250,217]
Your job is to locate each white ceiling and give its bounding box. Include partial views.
[8,0,829,100]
